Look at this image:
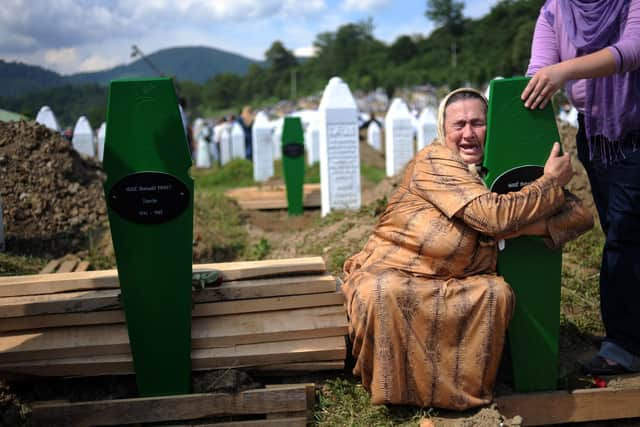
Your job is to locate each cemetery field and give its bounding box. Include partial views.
[1,122,634,426]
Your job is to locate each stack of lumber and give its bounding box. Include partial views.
[225,183,321,210]
[0,257,347,377]
[30,383,315,426]
[39,255,90,274]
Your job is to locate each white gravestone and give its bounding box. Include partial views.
[35,106,60,132]
[252,111,275,182]
[558,106,579,128]
[0,193,4,252]
[195,127,212,168]
[305,115,321,165]
[318,76,361,217]
[231,122,246,160]
[367,120,382,151]
[385,98,414,177]
[97,122,106,162]
[72,116,95,158]
[272,120,283,161]
[417,108,437,150]
[219,123,232,166]
[484,76,504,100]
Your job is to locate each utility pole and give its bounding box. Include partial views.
[291,69,297,101]
[131,45,164,77]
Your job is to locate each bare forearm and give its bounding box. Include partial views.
[555,48,617,80]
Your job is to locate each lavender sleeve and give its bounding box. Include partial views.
[609,0,640,73]
[526,9,560,76]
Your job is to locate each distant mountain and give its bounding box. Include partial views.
[0,60,65,97]
[0,46,260,98]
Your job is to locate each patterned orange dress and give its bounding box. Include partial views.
[341,143,591,410]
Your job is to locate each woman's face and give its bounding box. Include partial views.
[443,98,486,165]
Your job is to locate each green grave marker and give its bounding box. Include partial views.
[281,117,305,216]
[483,76,562,392]
[103,77,193,396]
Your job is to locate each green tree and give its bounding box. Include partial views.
[265,41,297,72]
[425,0,465,34]
[388,35,418,64]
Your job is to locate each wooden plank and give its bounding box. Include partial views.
[74,261,90,272]
[39,260,61,275]
[0,276,336,319]
[0,337,346,377]
[495,386,640,426]
[188,418,307,427]
[225,184,321,210]
[0,310,125,332]
[249,360,344,373]
[0,306,347,362]
[30,385,308,426]
[0,257,326,297]
[0,289,121,318]
[56,260,79,273]
[0,292,343,332]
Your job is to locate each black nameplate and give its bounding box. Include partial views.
[282,143,304,158]
[490,165,543,194]
[108,172,190,224]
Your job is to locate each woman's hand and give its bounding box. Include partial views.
[521,63,568,109]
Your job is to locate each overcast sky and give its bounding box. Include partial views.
[1,0,500,75]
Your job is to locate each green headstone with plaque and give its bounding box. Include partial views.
[103,77,193,396]
[483,77,562,392]
[282,117,305,216]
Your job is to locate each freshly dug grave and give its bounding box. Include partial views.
[0,120,108,258]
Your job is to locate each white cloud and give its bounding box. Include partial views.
[77,54,120,72]
[342,0,390,12]
[293,46,318,57]
[44,47,78,68]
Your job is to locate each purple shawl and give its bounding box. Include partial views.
[546,0,640,164]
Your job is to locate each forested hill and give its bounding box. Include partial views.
[0,46,259,98]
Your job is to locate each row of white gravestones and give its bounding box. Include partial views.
[72,116,96,158]
[417,108,437,150]
[35,106,61,132]
[385,98,414,177]
[318,77,361,217]
[195,122,212,169]
[0,193,4,252]
[252,111,274,182]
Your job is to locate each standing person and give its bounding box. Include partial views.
[237,105,254,161]
[522,0,640,375]
[341,88,592,410]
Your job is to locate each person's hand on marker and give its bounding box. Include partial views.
[521,63,568,109]
[544,142,573,187]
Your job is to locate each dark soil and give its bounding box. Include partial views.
[0,121,108,257]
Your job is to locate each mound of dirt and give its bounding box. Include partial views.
[0,120,108,257]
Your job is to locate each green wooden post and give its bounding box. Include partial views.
[103,77,193,396]
[282,117,305,216]
[483,77,562,392]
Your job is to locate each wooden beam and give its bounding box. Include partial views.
[0,306,347,363]
[30,384,309,426]
[0,336,346,377]
[0,292,344,332]
[249,360,344,373]
[56,260,78,273]
[74,261,90,272]
[0,257,326,297]
[495,386,640,425]
[0,276,337,319]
